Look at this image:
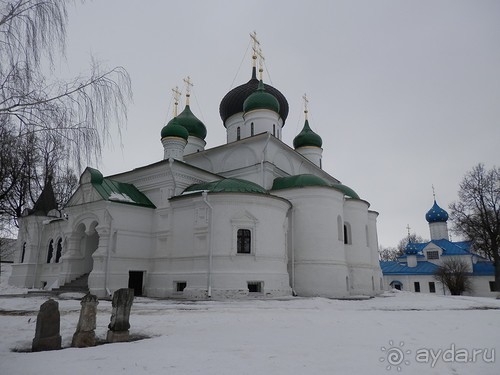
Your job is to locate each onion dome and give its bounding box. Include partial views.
[183,178,268,194]
[219,67,289,126]
[331,183,360,199]
[293,119,322,149]
[243,80,280,113]
[161,117,189,140]
[176,105,207,140]
[405,241,420,255]
[425,200,449,223]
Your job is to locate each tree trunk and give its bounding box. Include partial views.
[495,257,500,293]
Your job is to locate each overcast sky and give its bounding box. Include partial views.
[61,0,500,248]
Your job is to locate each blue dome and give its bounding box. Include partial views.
[405,242,420,255]
[425,200,449,223]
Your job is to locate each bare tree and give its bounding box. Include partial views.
[0,1,132,229]
[379,246,399,261]
[434,258,472,295]
[449,163,500,291]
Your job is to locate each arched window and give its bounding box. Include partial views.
[237,126,241,140]
[273,124,276,136]
[337,215,343,242]
[372,276,375,291]
[46,239,54,263]
[55,238,63,263]
[251,122,254,136]
[344,223,352,245]
[20,242,26,263]
[346,276,349,291]
[237,229,251,254]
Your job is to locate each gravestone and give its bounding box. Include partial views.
[106,288,134,343]
[32,299,62,351]
[71,293,99,347]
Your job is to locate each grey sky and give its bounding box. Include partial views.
[62,0,500,248]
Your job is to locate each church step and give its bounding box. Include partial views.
[52,273,89,294]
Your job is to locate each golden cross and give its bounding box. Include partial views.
[432,184,436,200]
[303,93,309,119]
[183,76,194,105]
[171,86,182,116]
[257,46,265,80]
[250,31,260,66]
[406,224,411,239]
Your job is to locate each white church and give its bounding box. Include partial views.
[9,37,383,299]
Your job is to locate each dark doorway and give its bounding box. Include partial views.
[128,271,144,296]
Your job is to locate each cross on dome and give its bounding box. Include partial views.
[303,93,309,120]
[183,76,194,105]
[171,86,182,117]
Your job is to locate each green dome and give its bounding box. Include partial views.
[332,183,360,199]
[161,117,189,140]
[184,178,268,194]
[243,80,280,114]
[293,119,322,148]
[176,105,207,140]
[271,174,330,190]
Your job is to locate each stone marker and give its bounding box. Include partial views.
[32,299,62,352]
[106,288,134,343]
[71,293,99,347]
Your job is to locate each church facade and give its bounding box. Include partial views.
[9,46,383,299]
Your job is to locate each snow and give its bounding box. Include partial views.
[108,192,135,203]
[1,264,499,375]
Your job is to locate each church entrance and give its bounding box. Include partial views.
[390,280,403,291]
[73,221,100,277]
[128,271,144,296]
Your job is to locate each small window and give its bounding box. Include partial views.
[489,281,497,292]
[343,223,352,245]
[237,126,241,140]
[251,122,254,136]
[429,282,436,293]
[414,282,420,293]
[237,229,251,254]
[176,282,187,292]
[46,240,54,263]
[273,124,276,136]
[371,276,375,291]
[20,242,26,263]
[427,250,439,260]
[55,238,63,263]
[346,276,349,291]
[248,281,262,293]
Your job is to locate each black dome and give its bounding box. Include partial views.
[219,67,289,127]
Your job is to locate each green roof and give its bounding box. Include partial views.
[184,178,268,194]
[331,183,360,199]
[176,105,207,140]
[293,119,322,148]
[161,117,189,140]
[271,174,330,190]
[86,167,156,208]
[271,174,360,199]
[243,80,280,114]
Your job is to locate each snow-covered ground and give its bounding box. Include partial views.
[1,263,499,375]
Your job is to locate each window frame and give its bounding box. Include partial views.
[426,250,439,260]
[237,228,252,254]
[414,281,421,293]
[429,281,436,293]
